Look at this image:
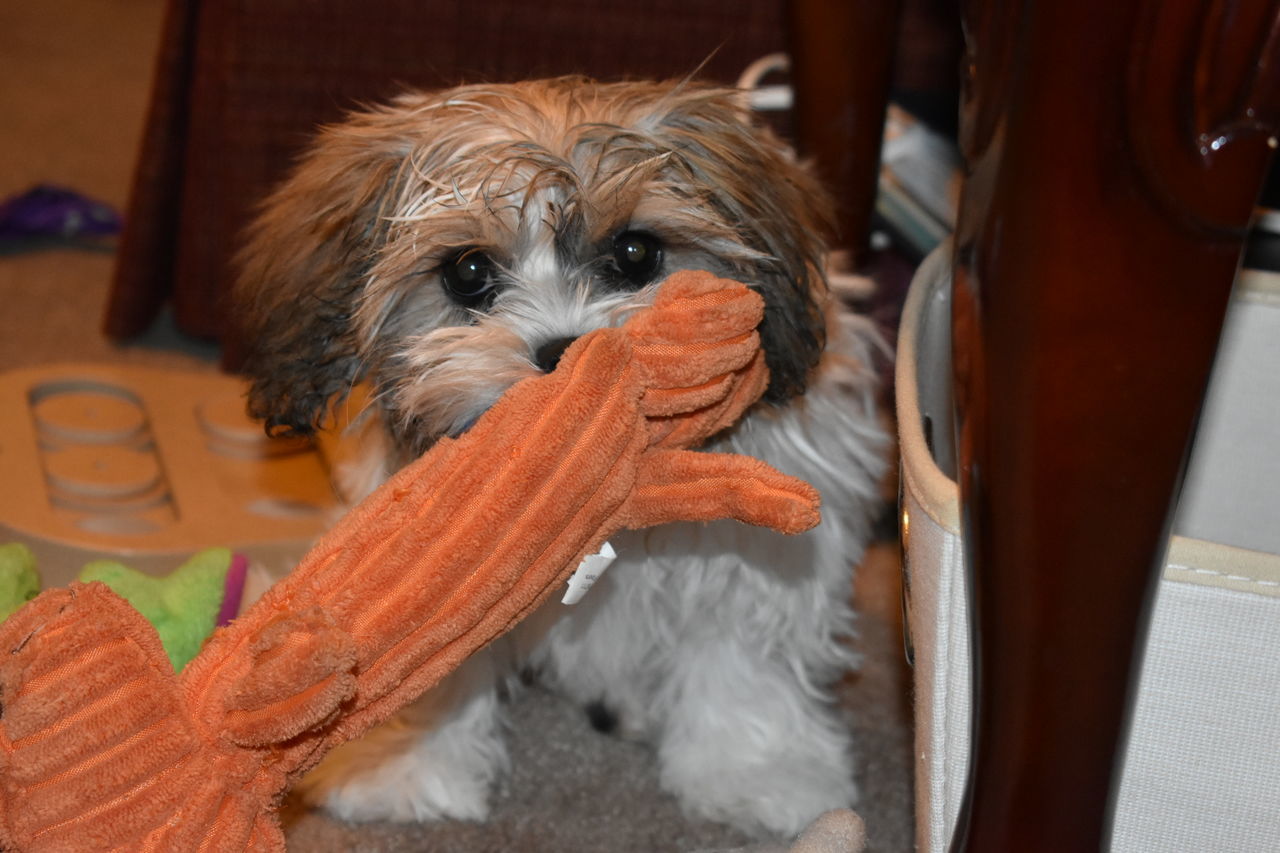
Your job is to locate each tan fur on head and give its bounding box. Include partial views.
[234,76,837,450]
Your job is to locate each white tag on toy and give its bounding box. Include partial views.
[562,541,617,605]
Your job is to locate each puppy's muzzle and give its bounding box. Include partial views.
[534,336,577,373]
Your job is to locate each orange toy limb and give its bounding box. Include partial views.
[0,271,821,852]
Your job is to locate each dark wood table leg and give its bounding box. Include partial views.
[105,0,200,340]
[786,0,903,267]
[949,1,1279,850]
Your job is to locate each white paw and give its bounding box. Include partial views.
[298,720,506,822]
[297,673,508,823]
[656,661,859,840]
[662,751,857,839]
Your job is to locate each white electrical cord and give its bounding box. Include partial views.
[736,53,793,111]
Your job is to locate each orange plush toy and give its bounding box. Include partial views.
[0,272,821,852]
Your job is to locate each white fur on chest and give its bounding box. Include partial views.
[517,308,888,714]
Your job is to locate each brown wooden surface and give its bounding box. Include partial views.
[786,0,903,267]
[949,1,1279,850]
[104,0,199,340]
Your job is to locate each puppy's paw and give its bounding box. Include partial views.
[663,753,857,839]
[296,703,508,823]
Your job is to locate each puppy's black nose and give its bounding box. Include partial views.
[534,336,576,373]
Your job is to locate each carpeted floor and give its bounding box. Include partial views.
[0,3,915,850]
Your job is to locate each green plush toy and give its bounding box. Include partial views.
[0,543,40,622]
[78,548,238,671]
[0,545,246,671]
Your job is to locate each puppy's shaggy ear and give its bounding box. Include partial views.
[736,149,835,406]
[657,93,838,404]
[233,113,408,437]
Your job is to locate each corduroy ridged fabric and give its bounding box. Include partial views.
[1,272,819,852]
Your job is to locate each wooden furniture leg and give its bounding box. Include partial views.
[948,1,1279,850]
[786,0,903,267]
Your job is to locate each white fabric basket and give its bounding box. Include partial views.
[896,245,1280,852]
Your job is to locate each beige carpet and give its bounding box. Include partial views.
[0,3,914,850]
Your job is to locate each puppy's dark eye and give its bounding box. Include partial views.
[441,248,498,307]
[611,231,663,287]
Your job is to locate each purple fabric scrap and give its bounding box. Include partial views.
[0,184,122,240]
[216,552,250,627]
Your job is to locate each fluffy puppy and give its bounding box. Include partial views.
[233,76,888,839]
